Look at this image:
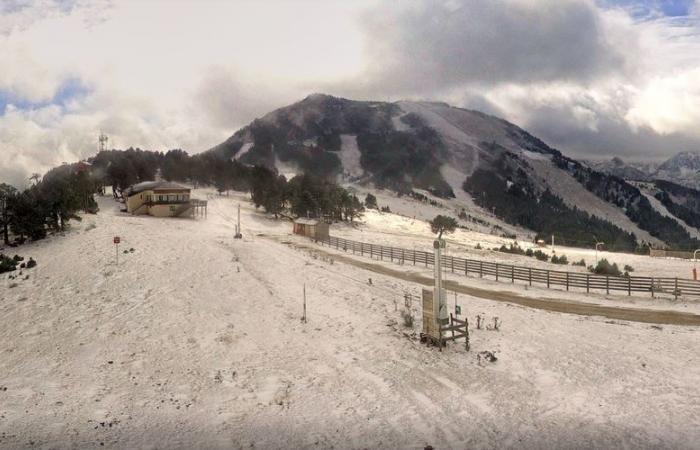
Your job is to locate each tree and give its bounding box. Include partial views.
[430,215,458,239]
[365,193,377,209]
[0,183,17,245]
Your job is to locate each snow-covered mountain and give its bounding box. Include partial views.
[585,157,653,181]
[589,152,700,191]
[654,151,700,189]
[209,94,700,250]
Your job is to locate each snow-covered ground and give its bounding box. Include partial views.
[339,135,363,179]
[1,191,699,449]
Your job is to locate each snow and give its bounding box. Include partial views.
[521,149,552,161]
[391,114,411,132]
[234,142,253,161]
[527,158,664,247]
[274,156,298,180]
[640,191,700,240]
[339,134,363,179]
[1,192,699,448]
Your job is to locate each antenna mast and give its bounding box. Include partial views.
[98,132,109,152]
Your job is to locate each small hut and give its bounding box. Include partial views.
[293,218,329,241]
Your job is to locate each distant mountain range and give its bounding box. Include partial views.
[586,152,700,189]
[208,94,700,250]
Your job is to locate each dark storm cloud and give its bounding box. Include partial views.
[357,0,628,95]
[515,99,700,160]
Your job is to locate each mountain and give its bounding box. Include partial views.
[589,152,700,191]
[585,157,653,181]
[209,94,700,250]
[654,151,700,189]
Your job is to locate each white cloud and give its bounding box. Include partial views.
[1,0,700,187]
[626,67,700,137]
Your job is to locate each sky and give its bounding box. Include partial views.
[0,0,699,187]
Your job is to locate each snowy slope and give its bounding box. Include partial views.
[1,193,699,448]
[641,191,700,240]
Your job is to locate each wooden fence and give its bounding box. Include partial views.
[650,249,697,260]
[318,235,700,299]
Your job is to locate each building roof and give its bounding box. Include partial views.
[125,181,190,197]
[294,218,321,225]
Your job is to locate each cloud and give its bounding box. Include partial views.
[1,0,700,187]
[354,0,632,96]
[335,0,700,161]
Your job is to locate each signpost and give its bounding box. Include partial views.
[113,236,120,266]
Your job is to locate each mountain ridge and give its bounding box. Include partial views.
[208,93,700,250]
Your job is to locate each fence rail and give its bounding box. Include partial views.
[317,235,700,299]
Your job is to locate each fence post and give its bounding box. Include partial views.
[480,261,483,278]
[511,265,514,283]
[651,277,654,298]
[465,260,468,276]
[628,277,631,296]
[606,276,609,295]
[451,256,454,273]
[529,268,532,286]
[675,278,679,300]
[495,263,499,281]
[587,274,590,293]
[566,272,569,291]
[547,271,550,289]
[425,252,428,268]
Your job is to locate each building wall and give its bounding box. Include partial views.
[316,222,329,240]
[126,190,152,213]
[149,204,193,218]
[126,189,191,216]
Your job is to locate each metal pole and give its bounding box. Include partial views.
[302,284,307,323]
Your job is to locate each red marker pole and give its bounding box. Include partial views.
[114,236,121,266]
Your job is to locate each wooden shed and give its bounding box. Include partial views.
[293,218,329,241]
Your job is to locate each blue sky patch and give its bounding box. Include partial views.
[600,0,695,18]
[0,77,90,116]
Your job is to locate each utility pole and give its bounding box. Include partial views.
[551,235,555,255]
[434,238,448,331]
[595,242,605,264]
[234,203,242,239]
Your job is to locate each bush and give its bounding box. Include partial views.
[25,257,37,269]
[551,254,569,265]
[0,254,18,274]
[380,206,391,213]
[498,243,525,255]
[589,259,622,277]
[572,259,586,267]
[532,250,549,261]
[624,264,634,273]
[475,243,482,250]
